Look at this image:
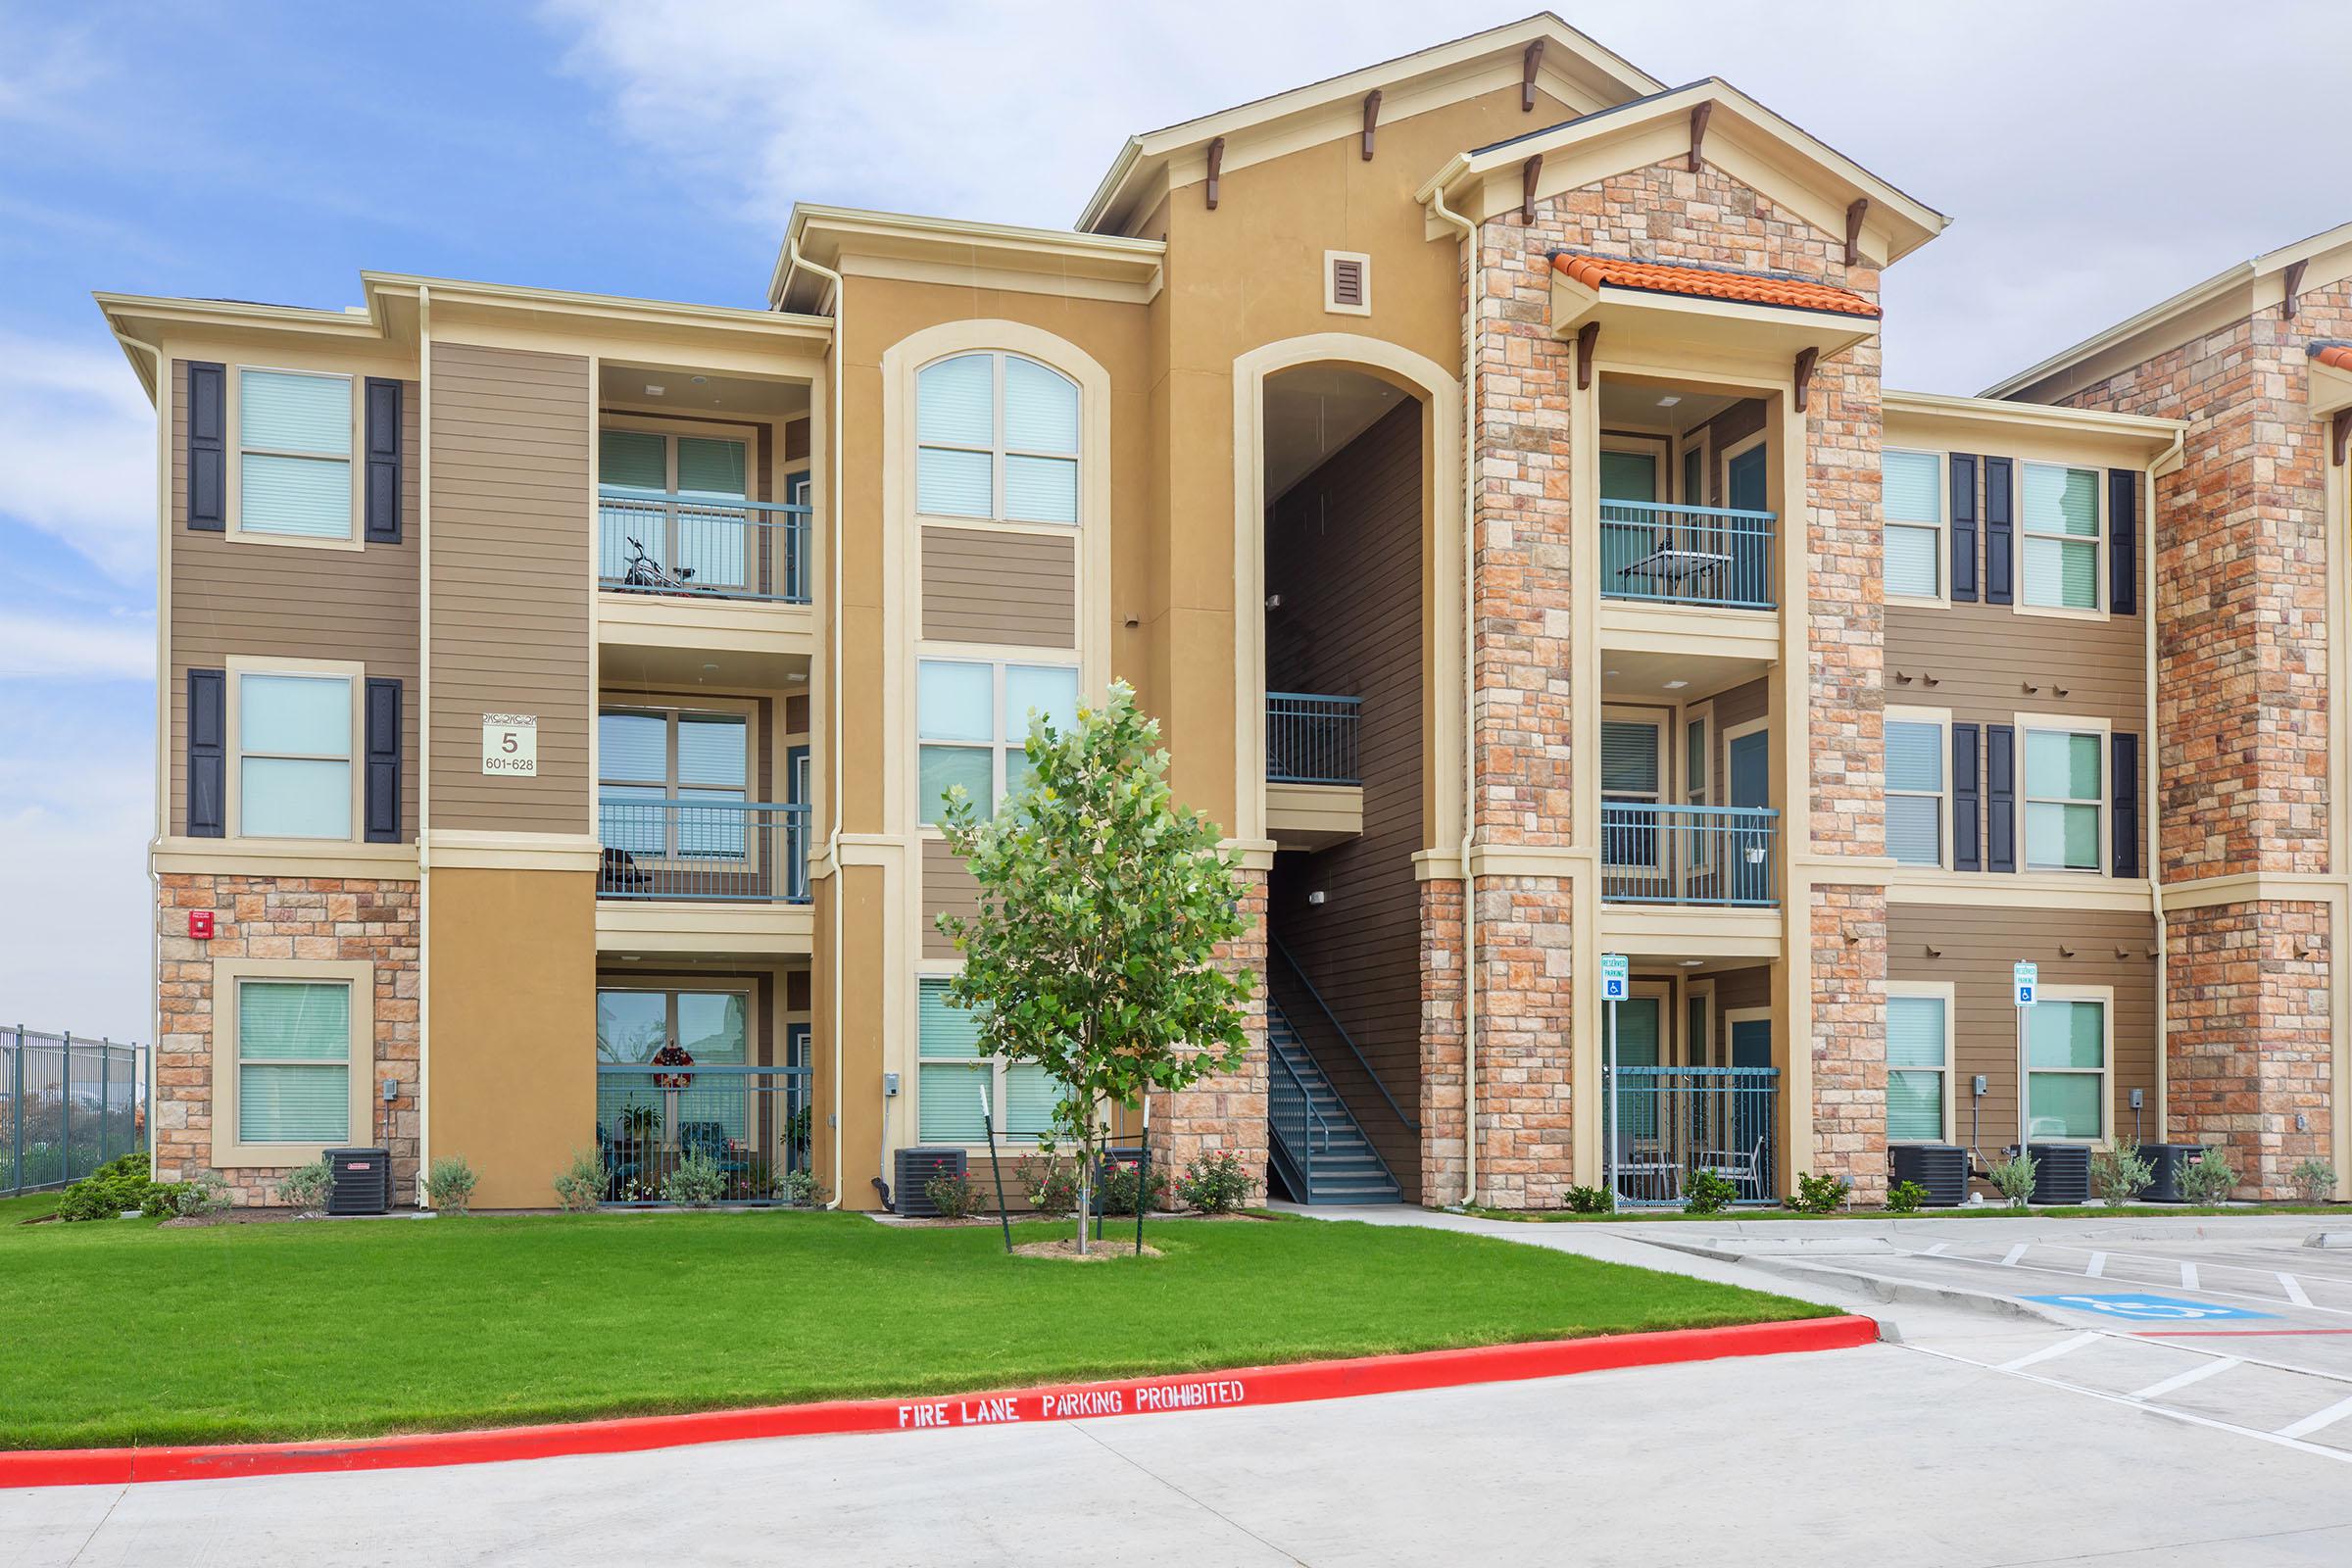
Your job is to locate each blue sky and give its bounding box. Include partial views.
[3,1,2344,1041]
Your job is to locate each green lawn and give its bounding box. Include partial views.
[0,1209,1825,1449]
[0,1191,62,1225]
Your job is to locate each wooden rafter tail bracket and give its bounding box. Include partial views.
[1844,199,1870,269]
[1575,320,1599,392]
[1688,102,1711,173]
[1521,154,1544,223]
[1522,38,1544,111]
[2283,259,2308,321]
[1791,346,1820,414]
[1361,88,1381,161]
[2332,407,2351,467]
[1204,136,1225,211]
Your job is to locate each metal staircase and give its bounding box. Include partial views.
[1267,1004,1402,1204]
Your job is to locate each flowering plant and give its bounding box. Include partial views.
[650,1043,695,1089]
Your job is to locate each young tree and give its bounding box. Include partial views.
[935,679,1255,1253]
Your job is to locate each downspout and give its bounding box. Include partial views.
[112,324,167,1168]
[416,283,433,1198]
[2145,426,2183,1139]
[1428,182,1481,1207]
[783,238,851,1210]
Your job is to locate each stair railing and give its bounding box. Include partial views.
[1268,1044,1329,1197]
[1269,938,1420,1132]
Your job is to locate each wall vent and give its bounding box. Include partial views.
[1325,251,1371,316]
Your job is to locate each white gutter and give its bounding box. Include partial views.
[782,237,851,1211]
[1427,181,1481,1207]
[415,283,433,1200]
[112,323,167,1168]
[2146,424,2184,1137]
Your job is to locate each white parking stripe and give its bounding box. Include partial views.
[1923,1242,1948,1256]
[2277,1393,2352,1441]
[2181,1262,2200,1291]
[2085,1251,2106,1278]
[1998,1332,2102,1372]
[2279,1273,2315,1308]
[2129,1357,2239,1401]
[2002,1244,2030,1267]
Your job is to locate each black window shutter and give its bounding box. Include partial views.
[2111,731,2140,878]
[1949,454,1979,603]
[1984,457,2014,605]
[1951,721,1982,871]
[365,677,403,843]
[365,378,403,544]
[187,363,225,531]
[2108,468,2136,614]
[187,668,225,837]
[1985,723,2016,872]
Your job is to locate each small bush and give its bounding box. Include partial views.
[662,1151,726,1208]
[778,1168,827,1207]
[139,1184,186,1219]
[1016,1154,1081,1217]
[1564,1184,1615,1214]
[1885,1179,1929,1215]
[1788,1172,1850,1215]
[2290,1158,2337,1205]
[1987,1149,2036,1208]
[2178,1148,2237,1206]
[424,1155,478,1215]
[276,1158,333,1215]
[553,1150,607,1212]
[56,1152,159,1222]
[168,1171,230,1218]
[1175,1152,1253,1214]
[924,1169,988,1220]
[2089,1145,2154,1207]
[1683,1169,1739,1215]
[1094,1158,1173,1217]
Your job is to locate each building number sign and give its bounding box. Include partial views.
[482,712,538,777]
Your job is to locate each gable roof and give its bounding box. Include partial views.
[1076,13,1661,234]
[1552,253,1879,318]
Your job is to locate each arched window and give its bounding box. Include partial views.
[915,352,1079,524]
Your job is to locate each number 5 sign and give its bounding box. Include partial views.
[481,712,538,776]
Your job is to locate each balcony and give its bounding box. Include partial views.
[1600,501,1775,612]
[598,490,809,605]
[597,800,811,905]
[595,1062,812,1205]
[1264,694,1361,852]
[1600,805,1779,907]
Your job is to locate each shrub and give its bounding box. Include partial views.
[1683,1169,1738,1215]
[1094,1158,1173,1217]
[778,1168,827,1207]
[1788,1172,1850,1215]
[424,1155,478,1215]
[2290,1158,2337,1205]
[167,1171,230,1218]
[924,1169,988,1220]
[662,1151,726,1208]
[1016,1154,1081,1217]
[56,1152,159,1222]
[1175,1152,1253,1214]
[2178,1148,2238,1206]
[276,1157,333,1215]
[2089,1145,2154,1207]
[1564,1184,1615,1214]
[1885,1179,1929,1215]
[1987,1149,2037,1208]
[553,1150,607,1212]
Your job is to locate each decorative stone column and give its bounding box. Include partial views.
[1158,865,1269,1185]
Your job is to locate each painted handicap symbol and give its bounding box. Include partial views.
[2021,1292,2277,1322]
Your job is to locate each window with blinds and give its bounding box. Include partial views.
[917,978,1057,1144]
[597,708,751,858]
[2021,463,2101,611]
[1883,449,1941,599]
[2026,997,2107,1139]
[237,368,354,539]
[915,352,1080,524]
[238,671,353,839]
[2024,728,2103,871]
[1886,991,1948,1142]
[1601,718,1661,869]
[917,660,1080,825]
[237,979,351,1144]
[1886,718,1944,868]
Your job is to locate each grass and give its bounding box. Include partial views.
[0,1209,1826,1450]
[1470,1203,2345,1223]
[0,1190,62,1224]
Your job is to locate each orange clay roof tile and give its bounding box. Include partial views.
[2314,343,2352,372]
[1551,253,1879,318]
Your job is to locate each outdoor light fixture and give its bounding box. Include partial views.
[645,384,664,396]
[1306,891,1327,906]
[1663,679,1689,690]
[1657,394,1682,407]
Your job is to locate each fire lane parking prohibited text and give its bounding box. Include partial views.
[896,1379,1250,1430]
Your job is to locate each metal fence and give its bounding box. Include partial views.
[598,491,811,605]
[1265,693,1361,785]
[1599,804,1779,906]
[1267,1047,1329,1200]
[3,1029,146,1196]
[1603,1065,1781,1207]
[595,1064,811,1204]
[1600,500,1777,611]
[597,801,811,903]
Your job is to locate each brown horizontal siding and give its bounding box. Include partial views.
[427,341,591,834]
[921,838,979,959]
[1885,606,2145,730]
[167,361,420,839]
[920,526,1076,648]
[1887,904,2158,1152]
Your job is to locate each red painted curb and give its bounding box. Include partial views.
[2,1314,1876,1490]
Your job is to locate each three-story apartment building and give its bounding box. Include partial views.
[101,15,2348,1209]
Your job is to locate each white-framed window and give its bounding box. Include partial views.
[234,368,356,541]
[1886,983,1952,1144]
[598,706,752,858]
[597,985,754,1143]
[235,977,354,1145]
[1885,710,1948,868]
[2020,462,2102,612]
[1684,707,1712,879]
[1883,448,1942,601]
[2022,722,2105,872]
[917,977,1058,1143]
[915,352,1079,524]
[2023,989,2110,1141]
[916,659,1079,825]
[233,667,357,839]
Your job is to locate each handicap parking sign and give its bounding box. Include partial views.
[1600,954,1630,1003]
[2021,1293,2276,1322]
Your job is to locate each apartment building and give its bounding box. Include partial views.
[100,15,2348,1210]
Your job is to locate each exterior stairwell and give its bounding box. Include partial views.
[1267,1005,1402,1204]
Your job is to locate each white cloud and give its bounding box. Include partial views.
[0,332,156,580]
[0,609,153,680]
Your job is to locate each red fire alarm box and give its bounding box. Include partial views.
[188,909,216,940]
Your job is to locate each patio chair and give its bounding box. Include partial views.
[1694,1138,1768,1202]
[600,846,653,893]
[679,1120,750,1181]
[1612,1127,1681,1204]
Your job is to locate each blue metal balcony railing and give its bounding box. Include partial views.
[1603,1066,1782,1207]
[1600,804,1779,907]
[1266,693,1361,785]
[596,1063,812,1204]
[596,800,810,904]
[598,489,810,605]
[1600,500,1776,611]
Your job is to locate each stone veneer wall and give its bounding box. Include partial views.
[2165,902,2334,1196]
[155,874,421,1204]
[1418,878,1466,1203]
[1157,867,1268,1189]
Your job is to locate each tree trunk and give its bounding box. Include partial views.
[1074,1105,1094,1255]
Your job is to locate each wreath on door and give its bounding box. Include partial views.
[651,1043,696,1089]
